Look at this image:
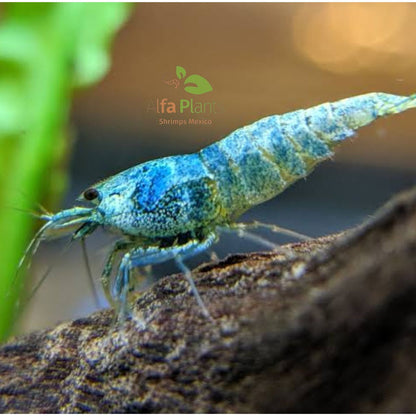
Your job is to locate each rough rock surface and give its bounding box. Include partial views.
[1,187,416,412]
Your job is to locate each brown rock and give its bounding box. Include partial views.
[1,187,416,412]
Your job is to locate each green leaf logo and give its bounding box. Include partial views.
[176,66,186,80]
[184,74,213,95]
[166,65,213,95]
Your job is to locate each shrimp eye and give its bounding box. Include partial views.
[83,187,99,201]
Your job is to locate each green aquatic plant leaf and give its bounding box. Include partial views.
[0,3,132,341]
[72,3,132,87]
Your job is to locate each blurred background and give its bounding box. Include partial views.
[3,3,415,335]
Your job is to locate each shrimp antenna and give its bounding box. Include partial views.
[34,202,50,215]
[12,222,51,291]
[25,264,54,304]
[4,205,44,219]
[11,188,51,216]
[81,237,101,309]
[22,238,74,308]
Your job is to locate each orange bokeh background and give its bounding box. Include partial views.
[73,3,416,170]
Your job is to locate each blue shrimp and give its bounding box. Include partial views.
[21,92,416,319]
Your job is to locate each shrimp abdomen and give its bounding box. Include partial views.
[199,92,416,219]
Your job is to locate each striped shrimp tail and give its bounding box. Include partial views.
[200,92,416,218]
[302,92,416,147]
[370,92,416,116]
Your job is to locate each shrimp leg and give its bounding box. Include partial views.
[219,222,307,256]
[100,239,136,308]
[175,257,212,320]
[233,221,311,241]
[111,233,217,319]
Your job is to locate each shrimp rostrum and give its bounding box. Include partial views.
[22,92,416,319]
